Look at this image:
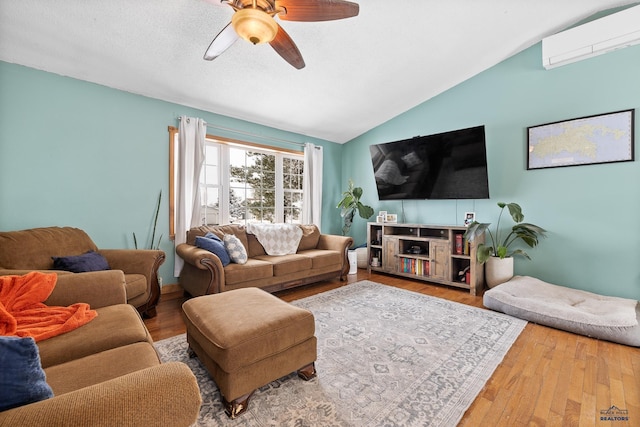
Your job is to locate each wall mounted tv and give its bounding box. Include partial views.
[370,125,490,200]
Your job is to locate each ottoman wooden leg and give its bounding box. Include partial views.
[297,362,317,381]
[187,346,196,358]
[223,391,255,419]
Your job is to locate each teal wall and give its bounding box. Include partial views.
[0,61,343,285]
[343,42,640,299]
[2,39,639,299]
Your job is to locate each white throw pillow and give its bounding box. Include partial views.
[223,234,248,264]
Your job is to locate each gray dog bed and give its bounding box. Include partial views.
[483,276,640,347]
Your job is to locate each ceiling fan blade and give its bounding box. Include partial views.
[203,22,239,60]
[269,24,305,69]
[276,0,359,22]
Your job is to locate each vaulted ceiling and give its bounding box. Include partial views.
[0,0,637,143]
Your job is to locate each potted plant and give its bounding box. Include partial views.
[337,179,374,236]
[464,202,546,287]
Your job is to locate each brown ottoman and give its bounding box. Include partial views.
[181,287,317,418]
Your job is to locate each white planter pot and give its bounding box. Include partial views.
[347,250,358,275]
[485,257,514,288]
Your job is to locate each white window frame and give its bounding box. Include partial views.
[169,127,305,238]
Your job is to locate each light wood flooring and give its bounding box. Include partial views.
[144,270,640,426]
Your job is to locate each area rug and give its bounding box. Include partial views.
[155,280,527,426]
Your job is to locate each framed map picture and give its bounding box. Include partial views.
[527,109,634,170]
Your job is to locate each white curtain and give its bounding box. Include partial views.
[174,116,206,276]
[302,142,323,229]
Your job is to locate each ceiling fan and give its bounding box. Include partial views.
[203,0,359,69]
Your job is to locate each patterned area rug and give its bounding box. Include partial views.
[155,280,527,426]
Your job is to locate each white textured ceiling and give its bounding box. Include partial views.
[0,0,637,143]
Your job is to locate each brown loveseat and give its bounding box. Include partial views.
[0,270,201,426]
[0,226,165,317]
[176,224,353,296]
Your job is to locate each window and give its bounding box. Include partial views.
[169,127,304,238]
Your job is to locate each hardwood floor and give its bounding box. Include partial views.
[145,270,640,426]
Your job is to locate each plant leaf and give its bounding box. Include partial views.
[352,186,363,199]
[506,203,524,223]
[496,246,508,258]
[463,222,490,242]
[357,202,374,219]
[476,244,492,263]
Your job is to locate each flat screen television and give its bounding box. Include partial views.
[370,125,490,200]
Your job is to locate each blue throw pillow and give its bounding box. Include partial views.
[204,232,222,242]
[195,235,231,266]
[0,336,54,411]
[52,250,110,273]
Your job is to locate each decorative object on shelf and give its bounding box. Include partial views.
[408,245,423,254]
[527,109,634,170]
[337,179,374,236]
[464,212,476,226]
[133,190,163,250]
[464,202,546,288]
[385,213,397,223]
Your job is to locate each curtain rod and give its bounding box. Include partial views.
[178,117,317,149]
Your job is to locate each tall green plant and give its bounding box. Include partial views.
[463,202,546,263]
[133,190,163,250]
[336,179,374,236]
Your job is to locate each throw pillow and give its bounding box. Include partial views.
[204,231,222,241]
[52,251,110,273]
[0,336,54,411]
[223,234,248,264]
[298,225,320,251]
[195,234,231,266]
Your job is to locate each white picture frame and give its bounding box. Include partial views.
[464,212,476,226]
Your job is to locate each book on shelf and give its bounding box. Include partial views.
[455,234,463,254]
[399,257,429,276]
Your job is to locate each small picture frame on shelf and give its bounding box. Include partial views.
[385,214,398,223]
[464,212,476,226]
[378,211,387,217]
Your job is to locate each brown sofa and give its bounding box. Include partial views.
[176,224,353,296]
[0,270,201,426]
[0,226,165,318]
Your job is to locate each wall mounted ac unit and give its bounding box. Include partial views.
[542,5,640,69]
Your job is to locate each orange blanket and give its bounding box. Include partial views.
[0,272,97,342]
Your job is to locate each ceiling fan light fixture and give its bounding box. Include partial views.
[232,8,278,45]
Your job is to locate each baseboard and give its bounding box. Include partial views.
[161,283,183,294]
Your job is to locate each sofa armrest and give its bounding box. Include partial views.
[98,249,165,315]
[317,234,353,279]
[0,362,201,427]
[317,234,353,252]
[176,244,223,270]
[44,270,127,308]
[176,244,225,295]
[98,249,165,279]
